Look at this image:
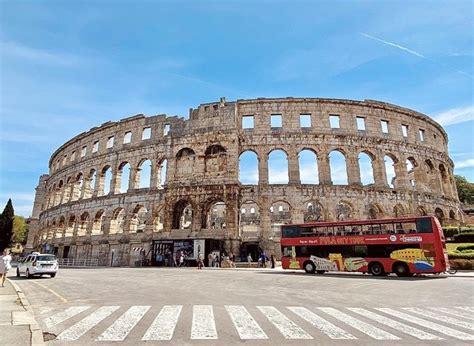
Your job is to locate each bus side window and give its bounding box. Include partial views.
[282,247,292,257]
[416,218,433,233]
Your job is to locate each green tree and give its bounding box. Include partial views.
[13,215,27,243]
[0,199,14,251]
[455,175,474,205]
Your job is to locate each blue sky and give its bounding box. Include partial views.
[0,0,473,216]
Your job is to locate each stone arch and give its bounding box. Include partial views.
[204,145,227,177]
[77,211,89,236]
[118,161,131,193]
[138,159,152,188]
[85,168,97,198]
[358,151,375,185]
[449,209,456,220]
[152,205,165,232]
[239,200,260,237]
[65,214,76,237]
[417,205,427,216]
[239,150,259,184]
[202,199,226,229]
[406,157,417,187]
[434,207,445,226]
[100,165,113,195]
[367,203,384,220]
[304,200,324,222]
[129,205,148,233]
[157,159,168,188]
[336,201,353,221]
[329,150,348,185]
[268,149,289,184]
[172,200,194,230]
[175,147,196,177]
[439,163,449,195]
[384,154,397,188]
[299,149,319,184]
[71,172,84,201]
[110,207,125,235]
[270,200,292,238]
[91,209,105,235]
[393,204,406,217]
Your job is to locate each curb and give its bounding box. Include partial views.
[7,278,44,346]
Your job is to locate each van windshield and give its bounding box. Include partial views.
[37,255,56,261]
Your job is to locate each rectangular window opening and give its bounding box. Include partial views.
[381,120,389,134]
[300,114,311,128]
[123,132,132,144]
[271,114,282,128]
[92,141,99,153]
[419,129,425,142]
[70,151,76,161]
[106,136,114,149]
[329,114,340,129]
[163,124,171,136]
[356,117,366,130]
[242,115,254,129]
[81,146,87,157]
[142,127,151,140]
[402,124,409,137]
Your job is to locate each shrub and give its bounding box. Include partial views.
[453,233,474,243]
[442,228,459,238]
[449,259,474,270]
[447,252,474,259]
[456,244,474,251]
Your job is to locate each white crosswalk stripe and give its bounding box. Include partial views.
[191,305,218,339]
[257,306,312,339]
[142,305,182,341]
[318,307,400,340]
[348,308,443,340]
[429,307,474,321]
[44,306,91,328]
[456,307,474,313]
[225,305,268,339]
[376,308,474,340]
[96,306,150,341]
[288,306,356,339]
[42,305,474,342]
[402,307,474,331]
[56,306,120,341]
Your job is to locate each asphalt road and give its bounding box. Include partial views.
[8,267,474,345]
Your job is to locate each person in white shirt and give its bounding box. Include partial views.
[247,254,253,267]
[0,249,12,287]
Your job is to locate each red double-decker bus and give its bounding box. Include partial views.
[280,216,448,276]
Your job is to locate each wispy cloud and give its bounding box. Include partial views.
[455,159,474,169]
[359,32,426,58]
[434,105,474,126]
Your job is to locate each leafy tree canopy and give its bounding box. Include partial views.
[13,215,27,243]
[455,175,474,205]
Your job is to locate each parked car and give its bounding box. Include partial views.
[16,252,58,278]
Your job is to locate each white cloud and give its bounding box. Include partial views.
[455,159,474,169]
[434,105,474,126]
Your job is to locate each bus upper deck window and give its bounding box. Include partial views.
[416,218,433,233]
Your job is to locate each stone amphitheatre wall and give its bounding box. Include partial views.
[26,97,462,265]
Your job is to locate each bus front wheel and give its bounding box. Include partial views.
[369,262,385,276]
[393,262,411,277]
[304,261,316,274]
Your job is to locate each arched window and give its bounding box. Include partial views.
[359,152,374,185]
[304,201,324,222]
[158,159,168,188]
[435,207,445,226]
[175,148,195,177]
[102,166,113,195]
[65,215,76,237]
[384,155,396,188]
[204,145,227,176]
[329,150,348,185]
[91,210,105,235]
[336,202,352,221]
[239,151,258,184]
[110,208,125,234]
[299,149,318,184]
[130,205,148,233]
[77,212,89,237]
[203,201,226,229]
[139,159,152,188]
[89,169,97,194]
[119,162,131,193]
[268,149,288,184]
[406,157,417,187]
[172,200,193,229]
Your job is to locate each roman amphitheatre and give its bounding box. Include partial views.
[26,97,462,266]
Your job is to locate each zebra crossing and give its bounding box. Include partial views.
[38,305,474,342]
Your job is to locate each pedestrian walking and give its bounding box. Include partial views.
[214,253,220,268]
[197,252,204,270]
[260,252,268,268]
[271,254,276,269]
[179,251,185,267]
[247,253,253,267]
[0,249,12,287]
[208,253,213,268]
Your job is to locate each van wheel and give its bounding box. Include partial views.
[50,273,56,278]
[393,263,411,277]
[369,262,385,276]
[16,268,20,277]
[304,261,316,274]
[26,269,32,279]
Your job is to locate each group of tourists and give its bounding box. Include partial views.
[249,251,276,268]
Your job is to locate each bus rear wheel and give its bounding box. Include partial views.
[369,262,385,276]
[393,263,411,277]
[304,261,316,274]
